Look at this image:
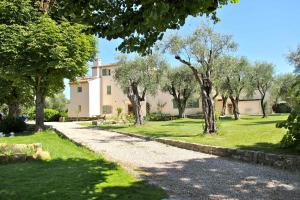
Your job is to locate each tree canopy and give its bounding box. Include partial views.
[252,62,274,118]
[0,0,96,129]
[114,55,166,125]
[48,0,238,53]
[164,24,237,133]
[162,65,197,118]
[288,45,300,74]
[214,56,252,119]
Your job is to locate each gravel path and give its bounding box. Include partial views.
[48,122,300,200]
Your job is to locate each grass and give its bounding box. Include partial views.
[0,130,167,200]
[84,114,299,156]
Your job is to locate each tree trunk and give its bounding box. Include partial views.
[201,88,217,133]
[230,96,240,120]
[8,102,20,118]
[35,89,45,131]
[129,95,144,125]
[260,95,266,118]
[221,96,228,116]
[178,105,186,118]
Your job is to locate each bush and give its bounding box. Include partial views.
[26,107,36,120]
[186,112,204,119]
[26,108,66,122]
[44,109,60,122]
[146,112,175,121]
[272,103,292,113]
[276,106,300,149]
[0,117,27,134]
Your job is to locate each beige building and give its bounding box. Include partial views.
[68,60,267,118]
[68,59,146,118]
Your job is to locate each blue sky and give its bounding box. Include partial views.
[64,0,300,98]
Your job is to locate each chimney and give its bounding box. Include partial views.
[92,58,102,77]
[93,58,102,67]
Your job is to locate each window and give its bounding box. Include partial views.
[102,105,112,114]
[77,105,81,112]
[102,69,111,76]
[77,87,82,93]
[107,85,111,95]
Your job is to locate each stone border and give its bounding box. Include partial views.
[0,143,45,163]
[110,130,300,173]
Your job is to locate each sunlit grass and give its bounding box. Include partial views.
[0,130,167,200]
[85,114,298,155]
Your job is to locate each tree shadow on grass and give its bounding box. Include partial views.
[0,158,166,200]
[237,142,300,156]
[239,120,285,126]
[160,120,202,126]
[140,157,300,199]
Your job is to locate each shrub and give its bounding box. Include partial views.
[44,109,60,122]
[276,106,300,149]
[26,108,65,122]
[186,112,204,119]
[116,107,123,117]
[146,113,175,121]
[125,114,135,123]
[0,117,27,134]
[272,103,292,113]
[26,107,36,120]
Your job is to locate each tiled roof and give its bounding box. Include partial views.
[69,76,97,85]
[92,63,119,68]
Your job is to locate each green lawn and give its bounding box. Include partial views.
[87,114,298,155]
[0,130,167,200]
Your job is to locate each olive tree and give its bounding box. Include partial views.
[114,55,166,125]
[215,56,252,119]
[252,62,274,118]
[272,74,297,106]
[164,25,237,133]
[162,65,197,118]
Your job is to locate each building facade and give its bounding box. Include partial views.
[68,60,268,118]
[68,59,146,118]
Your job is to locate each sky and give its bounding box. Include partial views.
[64,0,300,98]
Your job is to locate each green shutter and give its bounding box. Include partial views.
[102,69,107,76]
[107,85,111,95]
[102,105,112,114]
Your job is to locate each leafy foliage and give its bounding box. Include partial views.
[27,108,66,122]
[0,77,33,116]
[50,0,239,53]
[214,56,252,119]
[277,106,300,149]
[272,103,292,113]
[45,92,69,112]
[0,1,96,128]
[164,24,237,133]
[114,55,166,125]
[287,45,300,74]
[251,62,274,117]
[162,65,197,117]
[271,74,297,106]
[145,113,175,121]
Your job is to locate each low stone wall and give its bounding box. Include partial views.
[0,143,50,163]
[113,131,300,173]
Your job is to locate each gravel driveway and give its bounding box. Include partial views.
[48,122,300,200]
